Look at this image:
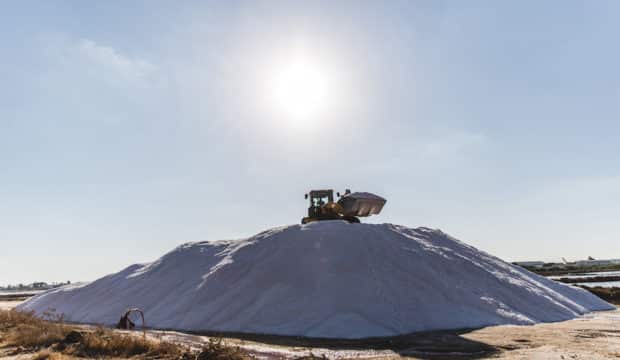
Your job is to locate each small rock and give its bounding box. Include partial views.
[63,330,83,344]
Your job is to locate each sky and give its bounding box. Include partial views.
[2,0,620,285]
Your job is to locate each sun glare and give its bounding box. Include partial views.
[272,60,330,125]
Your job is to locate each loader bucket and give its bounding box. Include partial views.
[338,192,387,217]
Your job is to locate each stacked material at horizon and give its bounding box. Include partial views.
[18,221,614,339]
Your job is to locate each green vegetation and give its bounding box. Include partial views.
[522,263,620,276]
[0,293,32,301]
[578,286,620,305]
[554,275,620,284]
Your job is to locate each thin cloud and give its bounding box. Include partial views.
[75,39,156,81]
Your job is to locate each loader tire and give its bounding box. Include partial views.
[343,216,360,224]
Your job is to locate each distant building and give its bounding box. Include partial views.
[574,258,620,267]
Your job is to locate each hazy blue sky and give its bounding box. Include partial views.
[2,0,620,284]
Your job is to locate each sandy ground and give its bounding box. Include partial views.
[464,309,620,359]
[2,300,619,359]
[141,308,620,359]
[0,301,23,311]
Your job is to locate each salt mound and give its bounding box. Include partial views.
[19,222,613,338]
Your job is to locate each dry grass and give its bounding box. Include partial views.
[32,349,68,360]
[0,309,70,348]
[196,338,251,360]
[0,309,251,359]
[72,327,182,358]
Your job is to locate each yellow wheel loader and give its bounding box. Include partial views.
[301,189,386,224]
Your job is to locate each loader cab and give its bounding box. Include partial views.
[305,189,334,217]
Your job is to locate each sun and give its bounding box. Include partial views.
[272,60,330,125]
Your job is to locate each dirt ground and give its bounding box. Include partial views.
[0,301,21,311]
[137,308,620,359]
[462,309,620,359]
[2,300,619,359]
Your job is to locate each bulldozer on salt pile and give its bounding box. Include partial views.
[302,189,387,224]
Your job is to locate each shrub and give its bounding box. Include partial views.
[0,310,251,359]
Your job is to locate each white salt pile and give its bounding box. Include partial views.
[19,221,613,338]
